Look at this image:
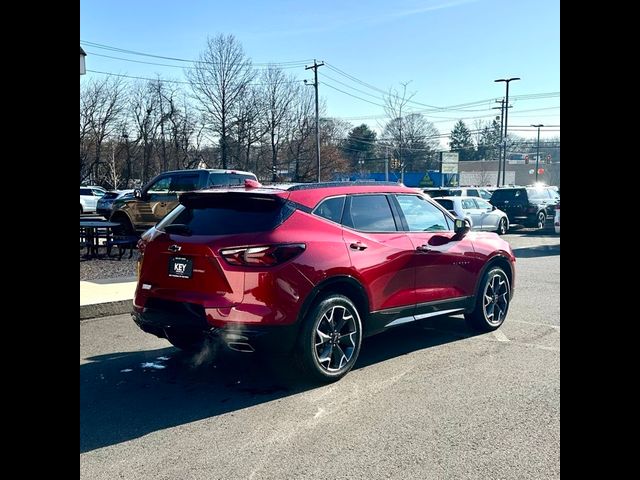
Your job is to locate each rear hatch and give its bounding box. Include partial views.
[138,190,293,308]
[490,188,528,218]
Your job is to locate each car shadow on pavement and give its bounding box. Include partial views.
[512,244,560,258]
[80,315,481,453]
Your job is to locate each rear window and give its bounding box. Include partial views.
[434,199,454,211]
[491,188,526,202]
[207,172,257,187]
[167,195,294,235]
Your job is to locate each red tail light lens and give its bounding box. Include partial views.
[220,243,306,267]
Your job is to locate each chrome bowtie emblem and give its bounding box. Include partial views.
[168,245,181,253]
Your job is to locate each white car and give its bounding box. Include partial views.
[80,186,106,214]
[434,196,509,235]
[554,203,560,234]
[423,187,493,200]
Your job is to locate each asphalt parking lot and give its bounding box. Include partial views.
[80,230,559,480]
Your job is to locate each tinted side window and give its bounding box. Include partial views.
[344,195,397,232]
[395,195,449,232]
[80,188,91,195]
[466,189,479,197]
[313,196,345,224]
[170,174,200,192]
[491,189,525,202]
[147,177,171,193]
[526,188,546,200]
[207,173,257,187]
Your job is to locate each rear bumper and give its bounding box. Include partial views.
[131,299,300,354]
[96,208,112,218]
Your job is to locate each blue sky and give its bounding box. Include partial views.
[80,0,559,145]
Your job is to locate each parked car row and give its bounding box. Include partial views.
[423,184,559,233]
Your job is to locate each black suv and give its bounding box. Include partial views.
[489,186,559,229]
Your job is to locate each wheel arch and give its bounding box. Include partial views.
[296,275,370,328]
[471,255,515,309]
[109,210,134,230]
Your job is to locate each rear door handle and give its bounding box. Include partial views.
[416,245,434,253]
[349,242,368,251]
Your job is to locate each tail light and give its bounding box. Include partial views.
[220,243,306,267]
[137,226,163,253]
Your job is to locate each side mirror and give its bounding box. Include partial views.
[492,204,497,211]
[134,188,142,199]
[454,218,471,235]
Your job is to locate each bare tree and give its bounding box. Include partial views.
[129,81,162,183]
[186,34,255,168]
[80,76,126,184]
[259,66,297,180]
[284,85,316,181]
[381,82,415,172]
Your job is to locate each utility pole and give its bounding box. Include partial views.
[399,102,404,185]
[532,124,544,182]
[385,145,389,181]
[492,100,505,187]
[156,78,167,172]
[494,77,520,186]
[305,60,324,182]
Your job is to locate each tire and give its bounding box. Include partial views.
[465,267,511,332]
[535,211,546,229]
[496,217,508,235]
[112,216,135,236]
[296,294,363,383]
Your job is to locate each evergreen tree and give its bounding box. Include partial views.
[449,120,474,161]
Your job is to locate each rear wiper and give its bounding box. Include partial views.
[164,224,192,236]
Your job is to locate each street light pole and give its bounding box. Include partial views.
[494,77,520,186]
[532,124,544,182]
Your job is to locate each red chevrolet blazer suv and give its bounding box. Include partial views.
[132,182,516,382]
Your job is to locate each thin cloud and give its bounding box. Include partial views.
[389,0,480,19]
[247,0,479,38]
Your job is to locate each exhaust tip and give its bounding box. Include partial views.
[226,341,255,353]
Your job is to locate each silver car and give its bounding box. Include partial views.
[434,196,509,235]
[96,189,134,219]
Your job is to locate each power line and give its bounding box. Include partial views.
[85,69,304,87]
[81,40,313,67]
[321,81,387,108]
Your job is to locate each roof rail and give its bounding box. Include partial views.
[287,181,402,191]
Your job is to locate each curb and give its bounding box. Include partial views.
[80,300,132,321]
